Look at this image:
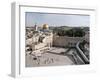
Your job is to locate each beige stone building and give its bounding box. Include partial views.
[31,24,53,55]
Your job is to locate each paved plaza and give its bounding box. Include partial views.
[25,47,75,67]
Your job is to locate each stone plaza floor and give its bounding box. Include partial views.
[25,47,75,67]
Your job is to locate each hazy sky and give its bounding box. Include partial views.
[25,12,90,27]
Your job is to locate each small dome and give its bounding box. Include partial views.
[42,24,49,29]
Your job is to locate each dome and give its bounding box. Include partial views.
[42,24,49,29]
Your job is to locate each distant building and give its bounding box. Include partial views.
[42,24,49,30]
[32,24,53,54]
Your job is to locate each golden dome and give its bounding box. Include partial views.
[42,24,49,29]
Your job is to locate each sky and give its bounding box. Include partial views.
[25,12,90,27]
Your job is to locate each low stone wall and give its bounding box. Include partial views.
[53,35,84,47]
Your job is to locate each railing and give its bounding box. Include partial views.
[76,42,89,64]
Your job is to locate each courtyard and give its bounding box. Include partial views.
[25,47,75,67]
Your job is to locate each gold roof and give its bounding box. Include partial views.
[42,24,49,29]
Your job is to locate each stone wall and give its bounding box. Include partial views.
[53,35,84,47]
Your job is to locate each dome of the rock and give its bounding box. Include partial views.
[42,24,49,29]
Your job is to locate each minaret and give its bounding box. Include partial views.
[34,23,38,31]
